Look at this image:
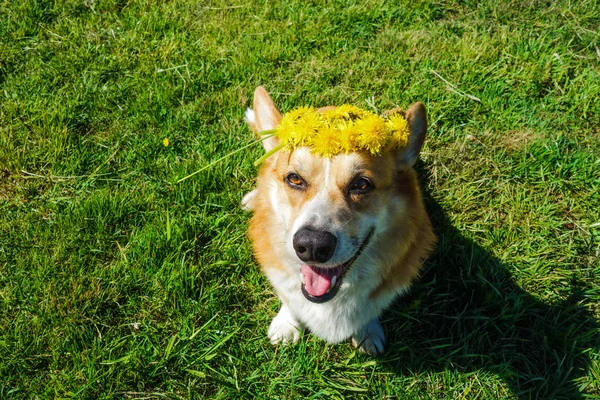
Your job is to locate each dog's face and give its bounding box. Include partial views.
[246,87,428,304]
[268,148,403,302]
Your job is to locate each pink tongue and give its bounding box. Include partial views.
[301,264,335,297]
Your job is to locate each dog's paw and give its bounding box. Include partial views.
[267,306,302,345]
[241,189,257,211]
[351,319,386,356]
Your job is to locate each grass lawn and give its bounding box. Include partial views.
[1,0,599,398]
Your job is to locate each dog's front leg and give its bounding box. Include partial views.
[267,304,304,345]
[351,318,386,355]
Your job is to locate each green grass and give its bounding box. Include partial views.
[1,0,599,398]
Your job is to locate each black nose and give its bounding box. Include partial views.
[293,227,337,263]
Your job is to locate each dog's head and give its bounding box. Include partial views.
[246,87,430,304]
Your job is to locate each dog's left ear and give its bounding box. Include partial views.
[395,102,427,169]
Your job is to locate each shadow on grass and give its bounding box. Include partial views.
[381,164,599,399]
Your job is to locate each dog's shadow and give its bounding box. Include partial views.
[381,165,599,399]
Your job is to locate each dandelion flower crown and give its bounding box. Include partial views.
[256,105,410,165]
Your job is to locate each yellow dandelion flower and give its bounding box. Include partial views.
[293,112,323,146]
[387,114,410,149]
[311,126,342,157]
[286,106,315,120]
[276,106,320,146]
[337,122,359,153]
[324,104,372,121]
[354,115,388,154]
[274,118,295,144]
[163,138,170,146]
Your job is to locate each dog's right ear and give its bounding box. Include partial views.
[245,86,282,152]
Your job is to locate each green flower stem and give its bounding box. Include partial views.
[253,142,286,166]
[177,133,275,183]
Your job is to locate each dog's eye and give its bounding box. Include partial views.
[285,172,306,189]
[348,177,373,194]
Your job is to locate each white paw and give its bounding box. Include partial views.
[351,319,386,356]
[267,305,302,345]
[241,189,257,211]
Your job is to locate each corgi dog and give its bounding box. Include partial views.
[242,86,436,355]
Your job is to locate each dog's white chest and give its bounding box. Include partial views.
[267,269,401,343]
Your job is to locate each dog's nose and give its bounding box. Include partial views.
[293,227,337,263]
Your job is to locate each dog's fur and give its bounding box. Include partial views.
[243,87,436,354]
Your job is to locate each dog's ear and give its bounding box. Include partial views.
[395,102,427,168]
[245,86,282,152]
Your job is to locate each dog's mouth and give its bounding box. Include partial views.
[300,228,374,304]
